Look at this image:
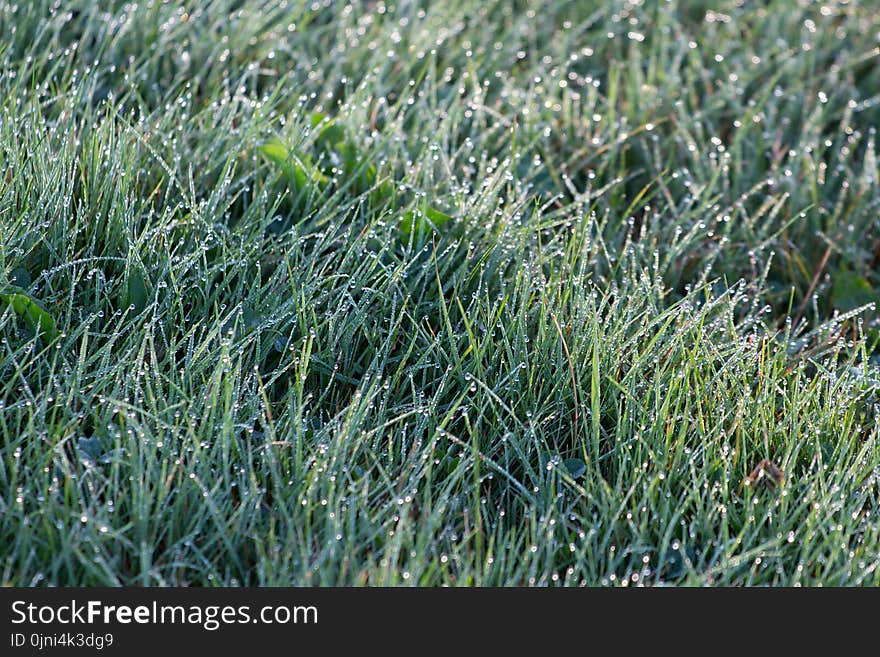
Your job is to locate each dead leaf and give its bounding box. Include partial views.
[745,459,784,491]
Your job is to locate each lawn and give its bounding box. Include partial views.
[1,0,879,586]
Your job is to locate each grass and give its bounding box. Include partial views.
[1,0,880,586]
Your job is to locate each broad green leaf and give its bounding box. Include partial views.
[258,138,327,193]
[831,270,878,311]
[311,112,347,150]
[10,267,30,288]
[399,205,453,242]
[562,458,587,478]
[370,178,396,207]
[339,141,363,175]
[124,268,149,314]
[310,113,383,195]
[76,436,103,466]
[0,288,58,341]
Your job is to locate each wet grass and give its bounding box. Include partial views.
[1,0,880,586]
